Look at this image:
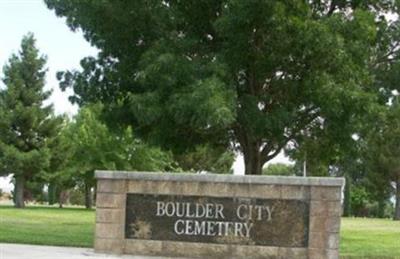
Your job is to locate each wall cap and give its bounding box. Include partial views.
[95,170,345,187]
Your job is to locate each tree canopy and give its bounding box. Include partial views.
[46,103,176,208]
[364,99,400,219]
[45,0,400,175]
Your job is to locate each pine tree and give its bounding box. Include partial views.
[0,33,58,208]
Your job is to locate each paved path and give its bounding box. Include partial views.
[0,243,179,259]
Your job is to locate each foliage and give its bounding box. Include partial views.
[24,180,46,203]
[350,185,371,217]
[44,1,400,175]
[262,163,295,176]
[174,144,235,174]
[42,116,76,206]
[363,99,400,219]
[0,33,61,207]
[68,188,85,206]
[63,104,176,176]
[45,103,177,207]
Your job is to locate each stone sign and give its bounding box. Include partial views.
[125,194,309,247]
[94,171,344,258]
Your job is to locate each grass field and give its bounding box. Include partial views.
[340,217,400,258]
[0,206,399,258]
[0,206,94,247]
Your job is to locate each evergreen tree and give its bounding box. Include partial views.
[0,33,59,208]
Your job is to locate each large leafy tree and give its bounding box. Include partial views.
[55,104,176,208]
[46,1,400,175]
[0,33,60,208]
[175,144,235,174]
[365,100,400,220]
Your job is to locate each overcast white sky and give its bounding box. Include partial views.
[0,0,98,192]
[0,0,290,192]
[0,0,98,115]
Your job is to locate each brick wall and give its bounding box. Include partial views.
[94,171,344,259]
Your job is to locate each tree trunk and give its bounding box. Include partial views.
[93,183,97,207]
[14,176,25,208]
[395,179,400,220]
[48,183,56,205]
[58,190,69,208]
[84,182,92,209]
[377,198,385,218]
[244,142,263,175]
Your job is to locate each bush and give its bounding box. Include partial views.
[262,163,295,176]
[350,185,370,217]
[69,188,85,206]
[350,185,394,218]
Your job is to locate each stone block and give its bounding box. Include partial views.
[326,201,342,217]
[233,245,279,259]
[210,182,235,197]
[311,186,341,201]
[326,217,341,233]
[97,179,126,193]
[95,223,123,239]
[127,180,145,193]
[280,185,310,200]
[96,208,124,223]
[96,193,125,208]
[232,183,251,197]
[308,231,327,249]
[161,241,231,258]
[327,233,340,249]
[309,216,341,233]
[278,247,307,259]
[246,184,281,199]
[124,239,161,256]
[127,180,158,194]
[309,216,325,232]
[94,238,124,254]
[326,248,340,259]
[310,201,342,217]
[308,248,325,259]
[193,182,236,197]
[128,180,184,195]
[310,201,328,217]
[308,248,339,259]
[140,180,160,194]
[180,181,200,195]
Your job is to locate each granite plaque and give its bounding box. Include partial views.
[125,193,309,247]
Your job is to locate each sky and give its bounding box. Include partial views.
[0,0,98,192]
[0,0,98,115]
[0,0,290,192]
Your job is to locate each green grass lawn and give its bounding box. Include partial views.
[0,205,94,247]
[0,206,399,258]
[340,217,400,258]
